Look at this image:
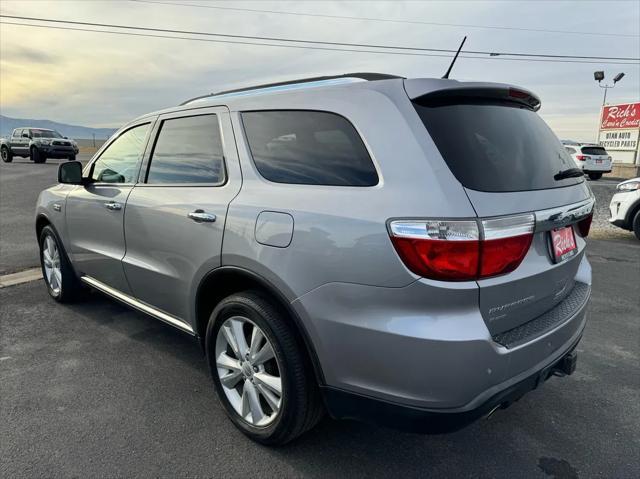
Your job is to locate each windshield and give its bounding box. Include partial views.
[413,98,584,192]
[31,129,63,138]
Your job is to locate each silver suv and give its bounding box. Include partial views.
[36,73,594,444]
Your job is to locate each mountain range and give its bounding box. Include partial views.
[0,115,116,140]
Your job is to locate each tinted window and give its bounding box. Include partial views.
[413,99,583,192]
[147,115,225,184]
[242,110,378,186]
[581,146,607,155]
[91,123,150,183]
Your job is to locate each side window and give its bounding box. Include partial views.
[13,129,22,138]
[241,110,378,186]
[146,114,225,184]
[91,123,150,183]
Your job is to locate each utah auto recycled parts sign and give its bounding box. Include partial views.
[599,102,640,152]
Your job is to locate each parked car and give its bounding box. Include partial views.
[562,141,612,180]
[609,177,640,239]
[35,73,594,445]
[0,127,78,163]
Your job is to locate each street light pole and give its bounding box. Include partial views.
[593,71,625,142]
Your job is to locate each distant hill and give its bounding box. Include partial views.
[0,115,116,140]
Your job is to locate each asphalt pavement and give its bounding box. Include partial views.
[0,155,91,274]
[1,238,638,478]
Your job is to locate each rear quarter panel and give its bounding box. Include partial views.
[222,81,478,299]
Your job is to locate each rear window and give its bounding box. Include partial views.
[413,98,583,192]
[241,110,378,186]
[581,146,607,156]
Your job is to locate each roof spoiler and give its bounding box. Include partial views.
[405,80,541,111]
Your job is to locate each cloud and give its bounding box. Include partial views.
[0,0,638,140]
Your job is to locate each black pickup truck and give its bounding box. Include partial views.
[1,127,79,163]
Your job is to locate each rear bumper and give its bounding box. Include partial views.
[322,332,583,434]
[580,163,611,173]
[293,254,591,418]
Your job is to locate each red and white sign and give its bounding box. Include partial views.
[600,102,640,130]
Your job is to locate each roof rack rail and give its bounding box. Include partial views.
[179,72,403,106]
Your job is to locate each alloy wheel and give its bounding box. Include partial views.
[42,235,62,296]
[215,316,282,427]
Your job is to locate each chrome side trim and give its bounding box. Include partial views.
[535,198,595,232]
[80,276,195,335]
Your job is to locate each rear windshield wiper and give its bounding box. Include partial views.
[554,168,584,181]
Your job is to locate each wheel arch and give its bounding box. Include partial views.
[195,266,326,385]
[35,213,52,239]
[625,198,640,228]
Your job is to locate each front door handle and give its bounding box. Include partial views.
[188,209,217,223]
[105,202,122,211]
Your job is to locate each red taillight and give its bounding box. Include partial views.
[575,155,589,161]
[577,213,593,237]
[390,237,480,280]
[389,215,534,281]
[480,235,533,277]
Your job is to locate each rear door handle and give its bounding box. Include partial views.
[188,209,216,223]
[105,202,122,211]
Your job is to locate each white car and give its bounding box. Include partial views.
[563,143,612,180]
[609,177,640,239]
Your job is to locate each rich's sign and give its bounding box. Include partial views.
[600,103,640,130]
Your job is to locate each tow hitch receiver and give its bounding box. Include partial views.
[553,350,578,377]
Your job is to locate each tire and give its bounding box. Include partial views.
[1,146,12,163]
[39,225,83,302]
[205,291,323,445]
[588,172,603,180]
[68,154,76,162]
[31,146,46,163]
[633,210,640,241]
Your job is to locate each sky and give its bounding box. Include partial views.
[1,0,639,142]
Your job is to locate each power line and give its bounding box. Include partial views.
[1,14,639,63]
[1,21,637,66]
[130,0,640,39]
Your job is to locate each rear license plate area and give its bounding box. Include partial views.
[596,159,603,164]
[550,226,577,263]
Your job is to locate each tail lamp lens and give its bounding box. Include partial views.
[389,214,534,281]
[575,155,589,161]
[389,220,479,280]
[480,215,535,277]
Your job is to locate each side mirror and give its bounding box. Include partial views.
[64,136,68,139]
[22,133,30,138]
[58,161,84,185]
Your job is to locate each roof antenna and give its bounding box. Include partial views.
[442,36,467,79]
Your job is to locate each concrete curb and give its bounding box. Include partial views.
[0,268,43,288]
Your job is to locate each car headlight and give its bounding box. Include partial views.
[617,181,640,192]
[38,139,52,145]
